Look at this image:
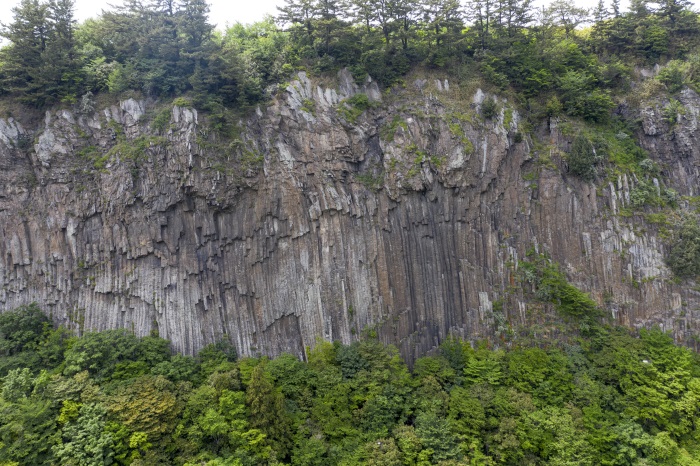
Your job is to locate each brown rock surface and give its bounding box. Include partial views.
[1,70,699,361]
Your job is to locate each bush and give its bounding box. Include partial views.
[151,107,172,133]
[338,93,375,123]
[522,254,600,320]
[481,97,499,119]
[568,134,600,181]
[657,61,686,94]
[629,179,662,207]
[545,95,564,117]
[667,218,700,278]
[0,303,49,356]
[580,90,615,122]
[63,329,171,380]
[663,99,685,126]
[558,70,614,122]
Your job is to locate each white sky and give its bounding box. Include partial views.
[0,0,284,30]
[0,0,644,31]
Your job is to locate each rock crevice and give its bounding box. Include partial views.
[1,72,699,361]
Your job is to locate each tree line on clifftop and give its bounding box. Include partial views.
[0,0,699,124]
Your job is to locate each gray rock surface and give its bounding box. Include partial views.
[1,70,699,361]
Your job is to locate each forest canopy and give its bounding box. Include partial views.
[2,303,700,465]
[0,0,698,122]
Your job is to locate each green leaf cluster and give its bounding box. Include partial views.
[1,302,700,464]
[667,216,700,278]
[520,253,601,321]
[0,0,697,130]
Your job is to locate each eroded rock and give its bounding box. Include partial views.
[0,72,699,362]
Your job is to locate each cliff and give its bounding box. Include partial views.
[0,70,698,361]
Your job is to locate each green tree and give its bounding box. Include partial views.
[349,0,376,33]
[568,133,600,181]
[447,386,486,440]
[278,0,318,48]
[465,0,497,50]
[176,0,214,76]
[667,217,700,278]
[421,0,463,65]
[62,329,170,381]
[0,380,58,465]
[0,303,49,357]
[246,362,292,458]
[593,0,609,22]
[545,0,589,38]
[1,368,33,402]
[371,0,400,45]
[42,0,80,102]
[505,348,574,406]
[53,403,114,466]
[498,0,534,39]
[414,408,461,462]
[0,0,50,103]
[464,347,504,387]
[107,375,180,448]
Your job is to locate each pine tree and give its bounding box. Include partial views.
[43,0,80,102]
[277,0,318,47]
[421,0,463,49]
[349,0,376,33]
[0,0,50,103]
[657,0,699,51]
[611,0,620,17]
[629,0,650,17]
[393,0,418,49]
[144,0,182,94]
[593,0,609,22]
[315,0,345,54]
[545,0,589,37]
[465,0,497,50]
[500,0,534,38]
[246,363,292,459]
[371,0,399,45]
[177,0,214,79]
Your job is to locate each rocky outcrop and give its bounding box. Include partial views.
[1,70,699,361]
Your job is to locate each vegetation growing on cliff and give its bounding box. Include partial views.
[2,0,700,214]
[667,216,700,278]
[1,0,699,119]
[1,2,700,463]
[2,303,700,465]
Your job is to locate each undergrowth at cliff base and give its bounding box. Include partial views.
[2,303,700,465]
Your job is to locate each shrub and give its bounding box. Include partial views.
[481,97,499,119]
[521,254,600,320]
[662,99,685,126]
[568,134,600,181]
[667,218,700,278]
[657,61,686,94]
[0,303,49,356]
[582,90,615,122]
[545,95,563,117]
[338,93,374,123]
[152,107,172,133]
[629,179,664,208]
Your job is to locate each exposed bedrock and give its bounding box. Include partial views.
[0,70,698,361]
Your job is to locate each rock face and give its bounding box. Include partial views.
[1,70,699,361]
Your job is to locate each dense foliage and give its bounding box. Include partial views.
[2,303,700,465]
[1,0,699,118]
[667,216,700,278]
[1,2,700,459]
